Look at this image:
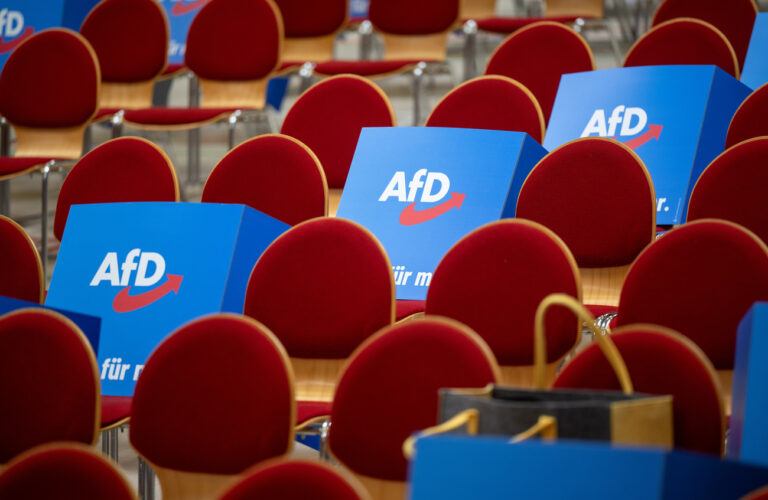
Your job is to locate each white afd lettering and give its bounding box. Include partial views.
[581,106,647,138]
[0,9,24,38]
[379,170,451,203]
[91,250,166,287]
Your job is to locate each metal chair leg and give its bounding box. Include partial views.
[138,456,156,500]
[359,20,373,59]
[227,111,241,150]
[318,419,332,461]
[40,162,52,279]
[187,74,201,185]
[412,62,427,126]
[298,62,316,94]
[462,20,478,82]
[1,118,11,216]
[111,110,125,139]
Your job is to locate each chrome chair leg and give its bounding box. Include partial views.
[138,456,156,500]
[462,20,478,82]
[412,62,427,126]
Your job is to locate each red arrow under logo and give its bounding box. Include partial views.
[112,274,183,313]
[622,124,663,150]
[171,0,210,16]
[0,26,34,54]
[399,192,466,226]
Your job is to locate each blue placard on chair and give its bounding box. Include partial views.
[337,127,546,300]
[729,302,768,467]
[45,202,288,396]
[544,65,751,225]
[742,13,768,90]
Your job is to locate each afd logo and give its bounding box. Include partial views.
[580,106,663,150]
[169,0,210,16]
[379,169,466,226]
[90,249,183,313]
[0,9,33,54]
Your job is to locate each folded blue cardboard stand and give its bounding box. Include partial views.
[545,65,751,225]
[45,202,288,396]
[742,13,768,90]
[337,127,547,300]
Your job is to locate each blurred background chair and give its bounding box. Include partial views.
[726,83,768,149]
[0,215,44,303]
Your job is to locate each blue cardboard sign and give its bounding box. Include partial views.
[410,436,768,499]
[155,0,208,65]
[337,127,546,300]
[544,66,751,224]
[728,302,768,467]
[0,295,101,354]
[742,13,768,90]
[45,202,288,396]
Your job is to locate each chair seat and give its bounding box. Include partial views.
[280,61,304,72]
[101,396,132,427]
[296,400,332,426]
[122,107,240,126]
[476,16,585,33]
[0,157,56,177]
[585,304,617,318]
[396,300,426,321]
[94,108,121,121]
[313,59,431,76]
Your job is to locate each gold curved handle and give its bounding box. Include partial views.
[403,409,479,459]
[509,415,558,443]
[534,293,633,394]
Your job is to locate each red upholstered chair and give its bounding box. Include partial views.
[554,324,725,455]
[726,83,768,149]
[0,28,100,273]
[53,137,179,242]
[219,458,370,500]
[80,0,169,134]
[652,0,757,71]
[244,217,394,427]
[0,443,137,500]
[484,21,595,124]
[615,219,768,413]
[623,18,739,78]
[0,309,99,464]
[425,219,582,387]
[329,317,500,499]
[280,75,396,211]
[516,138,656,313]
[202,134,328,225]
[130,314,294,500]
[425,75,545,143]
[688,137,768,245]
[274,0,347,73]
[0,215,44,304]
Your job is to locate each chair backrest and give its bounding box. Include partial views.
[0,215,43,303]
[130,314,294,493]
[0,309,99,464]
[652,0,757,70]
[623,18,739,78]
[485,21,595,124]
[0,443,137,500]
[80,0,169,109]
[280,75,396,189]
[517,138,656,268]
[0,28,100,159]
[616,219,768,369]
[219,458,370,500]
[369,0,458,35]
[554,324,725,455]
[425,75,545,143]
[329,317,500,484]
[425,220,581,375]
[53,137,179,241]
[202,134,327,226]
[274,0,346,63]
[726,83,768,149]
[185,0,283,108]
[688,137,768,245]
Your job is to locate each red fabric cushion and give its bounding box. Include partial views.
[652,0,757,70]
[275,0,347,37]
[296,401,331,425]
[624,19,738,78]
[616,220,768,369]
[312,60,423,77]
[554,327,724,455]
[93,108,120,121]
[100,396,132,427]
[0,217,42,303]
[220,459,364,500]
[426,75,544,143]
[244,218,394,358]
[516,138,655,267]
[53,137,178,241]
[80,0,168,82]
[329,318,497,481]
[0,29,99,128]
[369,0,458,35]
[425,220,580,365]
[585,304,618,318]
[122,107,237,126]
[396,300,426,320]
[0,157,54,177]
[485,21,594,124]
[0,310,98,463]
[202,135,326,226]
[130,314,294,474]
[726,83,768,149]
[687,137,768,245]
[476,15,583,33]
[185,0,281,80]
[281,75,395,188]
[0,445,134,499]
